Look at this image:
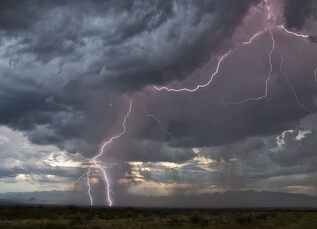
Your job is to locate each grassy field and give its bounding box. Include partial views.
[0,206,316,228]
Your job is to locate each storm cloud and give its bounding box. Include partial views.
[283,0,315,30]
[0,0,316,202]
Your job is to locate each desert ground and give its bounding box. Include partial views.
[0,206,316,228]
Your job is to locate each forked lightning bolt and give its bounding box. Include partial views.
[154,0,271,93]
[81,100,133,206]
[91,100,133,206]
[225,29,275,105]
[75,0,315,207]
[81,99,176,206]
[154,0,314,111]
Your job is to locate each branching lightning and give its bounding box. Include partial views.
[74,0,315,207]
[154,0,314,111]
[154,52,231,93]
[76,100,133,207]
[225,29,275,105]
[89,100,133,206]
[78,98,176,206]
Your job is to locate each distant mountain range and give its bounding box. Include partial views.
[1,190,317,208]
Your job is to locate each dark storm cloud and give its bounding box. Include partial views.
[0,0,316,189]
[1,0,261,86]
[140,33,317,150]
[0,0,262,155]
[108,139,196,163]
[283,0,315,30]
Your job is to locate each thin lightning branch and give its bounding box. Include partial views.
[278,22,316,107]
[278,26,309,38]
[74,171,88,185]
[278,53,312,114]
[154,52,231,93]
[134,99,177,144]
[242,31,266,45]
[226,29,276,105]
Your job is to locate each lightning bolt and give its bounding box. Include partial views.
[73,165,93,205]
[86,167,93,206]
[154,52,231,93]
[154,0,314,110]
[154,0,271,93]
[242,31,267,45]
[154,27,272,93]
[278,25,310,39]
[74,0,316,207]
[81,98,176,206]
[80,100,133,207]
[92,100,133,206]
[225,29,275,105]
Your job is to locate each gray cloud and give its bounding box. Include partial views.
[0,0,317,199]
[0,0,265,155]
[283,0,315,30]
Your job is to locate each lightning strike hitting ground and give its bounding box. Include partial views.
[99,165,112,206]
[84,100,133,206]
[76,0,315,207]
[82,99,177,206]
[86,167,93,206]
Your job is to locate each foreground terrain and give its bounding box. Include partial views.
[0,206,316,228]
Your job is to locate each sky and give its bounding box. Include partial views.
[0,0,317,206]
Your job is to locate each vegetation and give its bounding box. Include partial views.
[0,206,316,228]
